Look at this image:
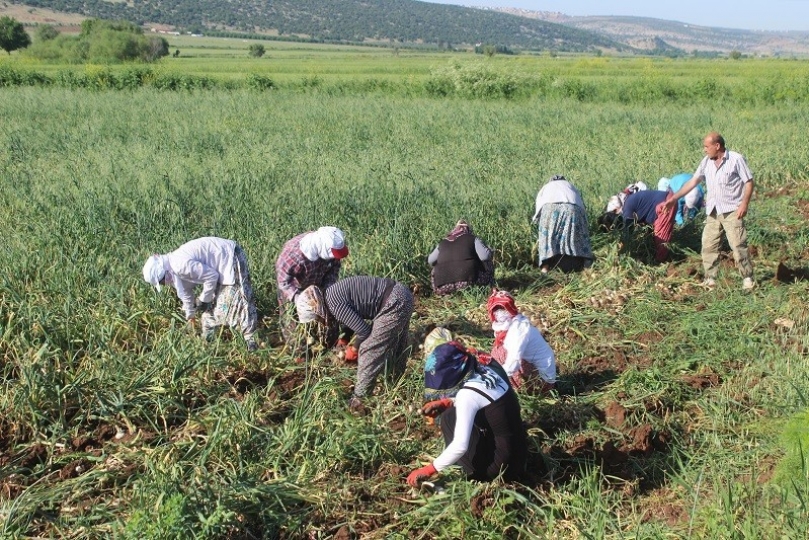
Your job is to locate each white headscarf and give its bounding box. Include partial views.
[606,192,627,214]
[299,226,348,262]
[657,177,671,191]
[294,285,328,324]
[142,254,168,291]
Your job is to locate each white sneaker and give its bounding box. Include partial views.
[701,278,716,289]
[742,277,756,291]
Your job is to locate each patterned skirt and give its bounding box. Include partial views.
[354,284,414,398]
[200,245,258,341]
[536,203,594,268]
[431,260,495,296]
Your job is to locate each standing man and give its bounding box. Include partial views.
[664,132,755,290]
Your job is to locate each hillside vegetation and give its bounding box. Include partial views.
[13,0,628,52]
[494,8,809,56]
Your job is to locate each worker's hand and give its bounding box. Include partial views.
[195,298,213,314]
[420,398,453,418]
[509,370,524,390]
[185,317,197,335]
[348,396,367,416]
[406,464,437,487]
[476,352,493,365]
[344,345,359,362]
[736,202,748,219]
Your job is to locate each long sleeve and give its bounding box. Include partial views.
[502,320,530,376]
[474,237,492,261]
[432,390,488,471]
[173,278,196,319]
[176,260,220,303]
[277,259,303,302]
[334,306,373,345]
[427,245,440,266]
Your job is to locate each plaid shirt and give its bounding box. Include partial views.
[275,232,341,303]
[695,150,753,215]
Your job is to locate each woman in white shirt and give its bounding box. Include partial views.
[143,236,258,351]
[486,289,556,392]
[531,175,594,273]
[407,342,527,486]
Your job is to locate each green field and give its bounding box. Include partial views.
[1,39,809,538]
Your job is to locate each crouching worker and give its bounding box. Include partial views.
[407,342,527,487]
[622,189,676,263]
[143,237,258,351]
[486,290,556,393]
[324,276,414,411]
[427,220,495,295]
[275,226,348,353]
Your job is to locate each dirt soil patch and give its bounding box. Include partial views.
[603,401,627,429]
[775,261,809,283]
[225,369,269,397]
[681,370,721,390]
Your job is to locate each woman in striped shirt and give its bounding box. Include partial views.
[324,276,414,410]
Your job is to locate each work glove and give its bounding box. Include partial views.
[509,370,524,390]
[420,398,453,418]
[344,345,359,362]
[406,464,437,487]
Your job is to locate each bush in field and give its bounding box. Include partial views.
[245,73,275,90]
[0,16,31,55]
[425,61,536,99]
[26,18,169,63]
[248,43,265,58]
[35,24,60,42]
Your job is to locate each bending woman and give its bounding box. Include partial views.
[531,175,594,273]
[406,342,526,486]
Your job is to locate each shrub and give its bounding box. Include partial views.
[26,18,169,63]
[245,73,275,91]
[248,43,266,58]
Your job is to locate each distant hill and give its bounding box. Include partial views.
[7,0,632,53]
[487,8,809,56]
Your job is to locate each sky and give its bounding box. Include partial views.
[421,1,809,32]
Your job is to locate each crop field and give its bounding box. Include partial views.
[1,40,809,538]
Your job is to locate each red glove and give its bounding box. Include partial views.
[420,398,453,418]
[476,352,493,365]
[344,346,358,362]
[406,464,437,487]
[336,338,350,348]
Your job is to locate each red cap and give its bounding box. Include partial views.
[331,245,349,259]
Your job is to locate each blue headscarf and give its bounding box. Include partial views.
[424,342,477,401]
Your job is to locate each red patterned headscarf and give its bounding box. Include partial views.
[446,219,472,241]
[486,289,518,322]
